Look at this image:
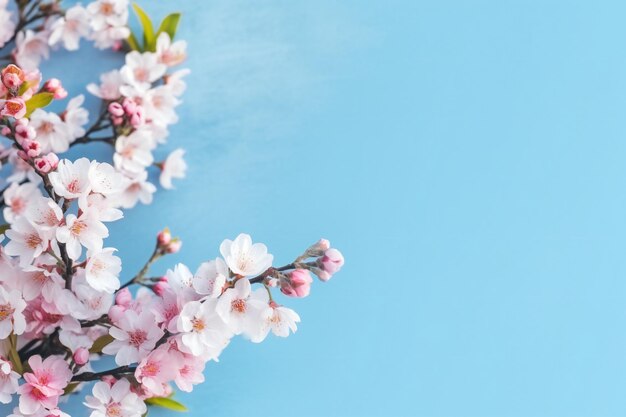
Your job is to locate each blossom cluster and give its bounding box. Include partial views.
[0,1,344,416]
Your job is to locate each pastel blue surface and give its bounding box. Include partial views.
[6,0,626,416]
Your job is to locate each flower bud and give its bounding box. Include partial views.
[321,248,344,275]
[15,120,36,142]
[0,126,9,136]
[73,347,89,366]
[280,269,313,298]
[122,97,137,115]
[34,152,59,173]
[311,267,331,282]
[22,139,41,158]
[157,228,171,246]
[43,78,67,99]
[115,287,132,307]
[0,98,26,119]
[1,64,24,90]
[108,102,124,117]
[129,107,144,127]
[165,238,182,254]
[153,280,168,296]
[303,238,331,258]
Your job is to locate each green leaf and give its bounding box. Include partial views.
[89,334,114,354]
[127,32,141,51]
[64,382,80,395]
[24,92,54,118]
[0,224,10,235]
[7,333,23,375]
[156,13,181,41]
[132,2,155,51]
[145,397,188,412]
[17,81,30,96]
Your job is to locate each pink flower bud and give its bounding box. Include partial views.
[22,139,41,158]
[165,238,182,254]
[44,152,59,169]
[112,116,124,126]
[157,228,171,246]
[73,347,89,365]
[1,64,24,90]
[15,121,35,142]
[280,269,313,298]
[44,78,61,91]
[54,87,67,100]
[43,79,67,99]
[115,287,132,307]
[311,267,331,282]
[129,107,144,127]
[0,126,9,136]
[321,248,344,275]
[0,98,26,119]
[34,152,59,173]
[108,305,125,323]
[17,150,28,161]
[153,280,168,296]
[108,102,124,117]
[112,40,123,52]
[122,97,137,115]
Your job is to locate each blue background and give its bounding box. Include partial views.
[7,0,626,416]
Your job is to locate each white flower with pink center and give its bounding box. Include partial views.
[115,170,156,209]
[120,51,167,91]
[89,160,129,197]
[85,248,121,293]
[48,5,90,51]
[193,258,228,298]
[85,378,147,417]
[220,233,274,277]
[215,278,269,336]
[4,217,52,266]
[14,30,49,71]
[48,158,92,199]
[159,148,187,190]
[0,0,15,49]
[156,32,187,67]
[0,284,26,339]
[103,309,164,366]
[0,357,19,404]
[87,69,124,100]
[144,85,180,125]
[19,266,64,301]
[252,301,301,343]
[135,345,180,397]
[29,109,72,153]
[174,351,206,392]
[2,182,41,223]
[64,94,89,139]
[56,211,109,260]
[113,130,155,175]
[23,197,63,230]
[177,299,232,358]
[17,355,71,415]
[87,0,131,50]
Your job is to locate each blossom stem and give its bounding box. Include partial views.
[71,366,137,382]
[118,246,163,291]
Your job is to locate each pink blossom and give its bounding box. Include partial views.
[1,98,26,119]
[1,64,24,90]
[17,355,72,415]
[73,347,89,366]
[320,248,344,280]
[280,269,313,298]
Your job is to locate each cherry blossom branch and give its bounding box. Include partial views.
[118,245,163,290]
[71,365,137,382]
